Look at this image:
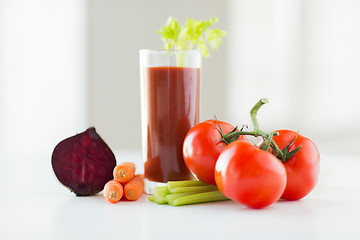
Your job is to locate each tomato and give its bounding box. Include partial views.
[270,130,320,200]
[215,140,287,209]
[183,120,247,185]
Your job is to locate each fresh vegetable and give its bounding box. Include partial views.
[215,140,287,209]
[223,98,320,201]
[165,191,228,207]
[218,98,278,142]
[103,180,123,203]
[169,185,218,194]
[113,162,136,183]
[215,98,320,207]
[148,180,229,206]
[269,130,320,200]
[52,127,116,196]
[183,119,247,185]
[104,167,144,203]
[124,175,144,201]
[149,98,320,208]
[167,179,208,190]
[150,98,320,208]
[158,17,227,57]
[150,186,170,204]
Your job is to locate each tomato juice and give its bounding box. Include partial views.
[142,66,200,182]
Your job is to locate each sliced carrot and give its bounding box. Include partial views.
[103,180,123,203]
[124,174,144,201]
[113,162,136,183]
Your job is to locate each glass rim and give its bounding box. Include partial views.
[139,49,201,54]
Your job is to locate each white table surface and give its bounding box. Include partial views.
[1,150,359,240]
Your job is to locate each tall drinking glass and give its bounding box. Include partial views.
[140,50,201,194]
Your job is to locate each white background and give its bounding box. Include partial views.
[1,152,360,239]
[1,0,359,156]
[1,1,360,239]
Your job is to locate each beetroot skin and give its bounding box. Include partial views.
[52,127,116,196]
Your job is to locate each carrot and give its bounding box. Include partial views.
[103,180,123,203]
[113,162,136,183]
[124,174,144,201]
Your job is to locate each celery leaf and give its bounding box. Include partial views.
[157,16,226,57]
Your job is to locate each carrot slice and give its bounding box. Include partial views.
[113,162,136,183]
[103,180,123,203]
[124,174,144,201]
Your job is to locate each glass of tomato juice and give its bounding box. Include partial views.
[139,49,201,193]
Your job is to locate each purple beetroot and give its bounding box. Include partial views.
[52,127,116,196]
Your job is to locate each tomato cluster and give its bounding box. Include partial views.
[182,99,320,209]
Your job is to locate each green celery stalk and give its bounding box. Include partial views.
[167,180,208,191]
[165,192,196,205]
[152,186,170,204]
[148,180,229,206]
[168,190,229,206]
[170,185,218,194]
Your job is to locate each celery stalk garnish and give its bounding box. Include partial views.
[167,180,208,191]
[165,192,195,206]
[170,185,218,194]
[157,17,226,65]
[152,186,170,204]
[169,191,229,207]
[148,180,229,206]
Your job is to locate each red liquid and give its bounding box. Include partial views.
[144,66,200,182]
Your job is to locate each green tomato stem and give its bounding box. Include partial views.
[260,131,274,151]
[222,130,272,142]
[270,138,285,159]
[250,98,268,132]
[219,98,285,160]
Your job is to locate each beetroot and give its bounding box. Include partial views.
[52,127,116,196]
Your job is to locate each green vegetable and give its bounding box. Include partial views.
[170,185,218,194]
[165,192,195,206]
[158,17,227,57]
[168,191,229,206]
[148,180,229,206]
[151,186,170,204]
[167,180,208,191]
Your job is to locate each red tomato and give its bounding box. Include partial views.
[183,120,247,185]
[215,140,287,209]
[271,130,320,200]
